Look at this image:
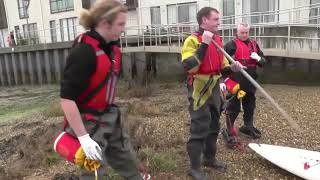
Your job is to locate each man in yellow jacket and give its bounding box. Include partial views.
[181,7,244,180]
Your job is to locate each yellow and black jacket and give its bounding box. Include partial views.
[181,29,233,110]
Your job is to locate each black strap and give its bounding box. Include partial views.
[196,75,214,106]
[248,40,255,54]
[79,51,115,108]
[79,107,105,116]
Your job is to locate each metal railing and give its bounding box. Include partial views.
[2,23,320,56]
[1,2,320,56]
[118,24,320,54]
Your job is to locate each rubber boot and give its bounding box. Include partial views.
[202,158,227,173]
[221,128,238,149]
[188,169,208,180]
[239,126,261,139]
[187,140,207,180]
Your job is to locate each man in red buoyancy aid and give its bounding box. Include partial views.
[60,1,146,179]
[223,23,267,146]
[181,7,244,180]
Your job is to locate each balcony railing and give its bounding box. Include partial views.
[0,2,319,56]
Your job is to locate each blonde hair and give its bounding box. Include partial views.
[79,0,128,30]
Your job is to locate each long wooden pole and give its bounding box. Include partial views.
[212,40,301,132]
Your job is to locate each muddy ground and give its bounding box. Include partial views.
[0,82,319,180]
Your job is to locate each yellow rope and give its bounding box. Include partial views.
[95,166,98,180]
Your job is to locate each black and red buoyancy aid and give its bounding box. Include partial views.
[75,34,121,112]
[193,32,224,75]
[64,34,121,128]
[233,38,258,67]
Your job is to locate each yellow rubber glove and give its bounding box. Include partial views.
[237,90,246,99]
[74,147,101,172]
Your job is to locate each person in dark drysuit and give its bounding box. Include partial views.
[223,22,267,148]
[60,1,147,179]
[181,7,244,180]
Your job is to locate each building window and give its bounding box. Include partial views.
[50,20,57,43]
[167,2,197,24]
[14,25,22,44]
[0,29,5,47]
[50,0,74,13]
[60,17,77,41]
[17,0,29,19]
[310,0,320,24]
[125,0,138,10]
[0,0,8,29]
[223,0,235,25]
[23,23,39,45]
[243,0,278,24]
[82,0,97,9]
[82,0,90,9]
[151,6,161,25]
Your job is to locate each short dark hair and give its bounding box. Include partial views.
[196,7,219,25]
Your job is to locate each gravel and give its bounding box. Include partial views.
[124,83,320,179]
[0,83,319,179]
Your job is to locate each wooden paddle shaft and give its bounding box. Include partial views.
[212,40,301,132]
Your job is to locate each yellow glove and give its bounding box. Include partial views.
[237,90,246,99]
[74,147,101,172]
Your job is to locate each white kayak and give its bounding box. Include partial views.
[249,143,320,180]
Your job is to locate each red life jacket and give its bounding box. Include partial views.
[76,34,121,111]
[233,38,258,67]
[63,34,121,128]
[193,32,224,75]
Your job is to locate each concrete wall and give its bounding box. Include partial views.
[122,51,184,84]
[0,42,71,86]
[0,41,319,86]
[0,25,319,86]
[259,56,320,85]
[220,26,320,53]
[0,43,185,86]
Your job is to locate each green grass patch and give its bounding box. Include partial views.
[100,148,178,179]
[0,86,60,123]
[0,102,47,123]
[42,98,64,118]
[138,148,178,173]
[43,148,60,166]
